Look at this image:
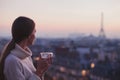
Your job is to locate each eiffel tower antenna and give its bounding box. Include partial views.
[99,12,106,39]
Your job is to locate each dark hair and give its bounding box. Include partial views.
[0,16,35,80]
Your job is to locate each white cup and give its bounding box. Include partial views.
[40,52,54,59]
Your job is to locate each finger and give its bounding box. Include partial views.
[37,60,47,68]
[39,53,42,60]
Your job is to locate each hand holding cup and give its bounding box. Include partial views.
[36,52,54,78]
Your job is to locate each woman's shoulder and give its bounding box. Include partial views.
[5,54,21,65]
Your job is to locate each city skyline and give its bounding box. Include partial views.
[0,0,120,38]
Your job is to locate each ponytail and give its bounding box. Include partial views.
[0,39,15,80]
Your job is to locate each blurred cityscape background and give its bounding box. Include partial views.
[0,34,120,80]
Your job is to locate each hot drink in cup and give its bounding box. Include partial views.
[40,52,54,59]
[40,52,54,64]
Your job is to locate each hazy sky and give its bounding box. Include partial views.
[0,0,120,38]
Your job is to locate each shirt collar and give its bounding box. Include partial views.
[11,44,32,59]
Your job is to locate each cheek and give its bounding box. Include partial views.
[32,35,35,40]
[29,35,36,44]
[31,35,35,41]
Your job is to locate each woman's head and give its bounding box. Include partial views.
[12,16,36,44]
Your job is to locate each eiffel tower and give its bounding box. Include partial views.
[99,12,106,39]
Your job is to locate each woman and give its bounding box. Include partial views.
[0,16,50,80]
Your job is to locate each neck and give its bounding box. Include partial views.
[17,41,27,50]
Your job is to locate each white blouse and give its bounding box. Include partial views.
[4,44,41,80]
